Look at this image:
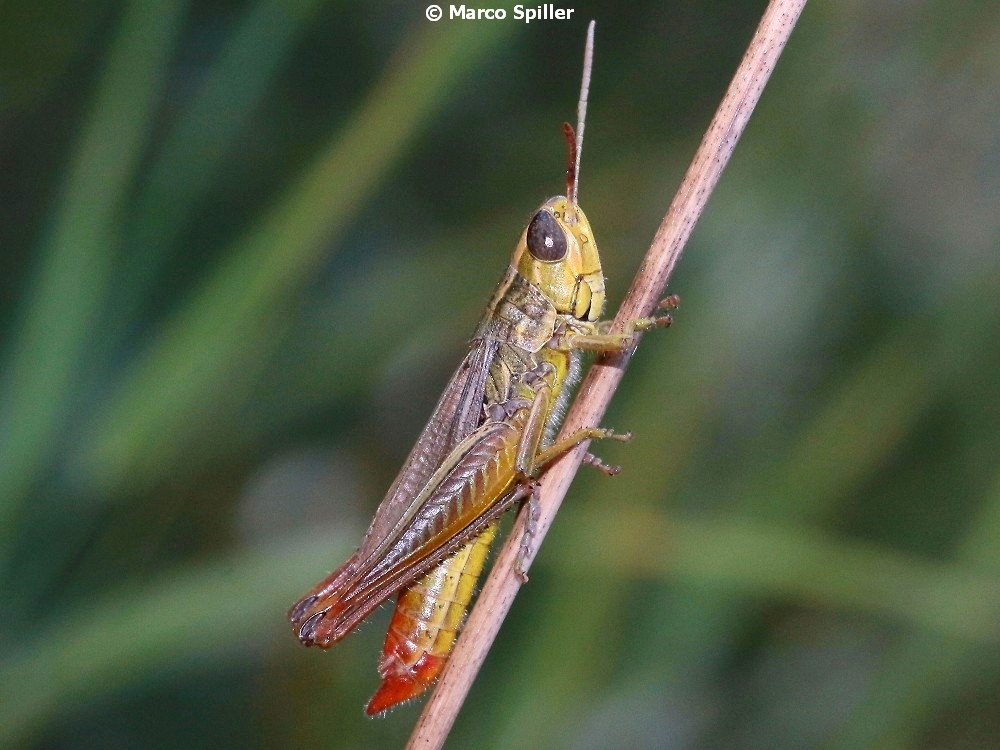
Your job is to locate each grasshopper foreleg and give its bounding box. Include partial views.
[613,294,679,338]
[564,295,680,353]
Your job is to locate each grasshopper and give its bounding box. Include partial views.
[288,22,675,715]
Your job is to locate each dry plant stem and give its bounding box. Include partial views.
[407,1,807,747]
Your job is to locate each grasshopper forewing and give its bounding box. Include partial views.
[288,21,675,715]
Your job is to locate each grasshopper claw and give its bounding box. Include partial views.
[658,294,681,310]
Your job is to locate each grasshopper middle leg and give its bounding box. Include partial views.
[507,378,631,579]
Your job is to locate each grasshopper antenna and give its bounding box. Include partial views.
[574,20,594,206]
[565,20,594,222]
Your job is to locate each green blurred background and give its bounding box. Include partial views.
[1,1,998,748]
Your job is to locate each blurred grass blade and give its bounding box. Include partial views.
[737,327,931,522]
[0,0,187,550]
[827,469,1000,750]
[0,529,351,748]
[632,278,1000,680]
[563,509,1000,644]
[77,21,517,496]
[114,0,330,331]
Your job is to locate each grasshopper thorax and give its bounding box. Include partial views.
[513,195,606,323]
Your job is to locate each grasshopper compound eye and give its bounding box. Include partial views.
[525,210,568,262]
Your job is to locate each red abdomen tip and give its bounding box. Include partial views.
[365,652,447,716]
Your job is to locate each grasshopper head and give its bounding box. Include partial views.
[513,196,606,322]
